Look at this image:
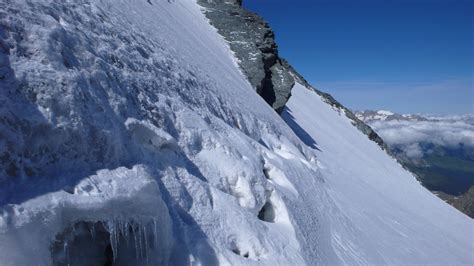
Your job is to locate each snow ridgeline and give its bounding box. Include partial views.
[0,0,472,265]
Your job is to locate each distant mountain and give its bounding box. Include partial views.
[356,110,429,122]
[357,110,474,218]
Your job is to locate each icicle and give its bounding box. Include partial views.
[133,223,140,259]
[153,219,158,248]
[138,222,144,258]
[124,221,130,246]
[107,220,118,263]
[115,220,120,261]
[90,223,96,241]
[82,218,158,263]
[63,241,70,266]
[72,224,76,238]
[144,224,150,266]
[117,220,123,245]
[121,220,129,245]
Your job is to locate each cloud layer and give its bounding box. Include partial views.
[366,115,474,158]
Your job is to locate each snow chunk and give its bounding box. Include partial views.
[125,118,178,152]
[0,166,173,266]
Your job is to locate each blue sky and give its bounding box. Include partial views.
[244,0,473,114]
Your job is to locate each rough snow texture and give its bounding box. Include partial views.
[0,0,472,265]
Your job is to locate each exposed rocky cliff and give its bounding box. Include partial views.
[198,0,294,113]
[198,0,386,150]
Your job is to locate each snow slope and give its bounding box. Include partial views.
[283,83,473,264]
[0,0,326,264]
[0,0,472,265]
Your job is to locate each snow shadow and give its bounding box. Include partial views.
[0,136,209,206]
[157,178,220,265]
[0,28,66,205]
[0,34,207,206]
[281,107,320,151]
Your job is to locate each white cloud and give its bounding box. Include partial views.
[367,115,474,157]
[404,143,424,159]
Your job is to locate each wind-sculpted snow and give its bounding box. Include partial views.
[0,0,322,264]
[283,83,473,264]
[0,0,472,265]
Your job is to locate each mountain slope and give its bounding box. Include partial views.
[356,110,474,218]
[283,83,473,264]
[0,0,339,264]
[0,0,472,265]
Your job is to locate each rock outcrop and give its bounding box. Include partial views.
[198,0,386,150]
[198,0,294,113]
[437,188,474,219]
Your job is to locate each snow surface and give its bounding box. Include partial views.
[0,0,472,265]
[283,83,473,264]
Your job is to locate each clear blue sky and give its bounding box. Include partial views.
[244,0,473,114]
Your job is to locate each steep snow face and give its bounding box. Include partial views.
[0,0,472,265]
[283,83,473,264]
[0,0,325,264]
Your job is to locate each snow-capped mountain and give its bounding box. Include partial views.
[0,1,472,265]
[356,110,474,156]
[356,110,430,122]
